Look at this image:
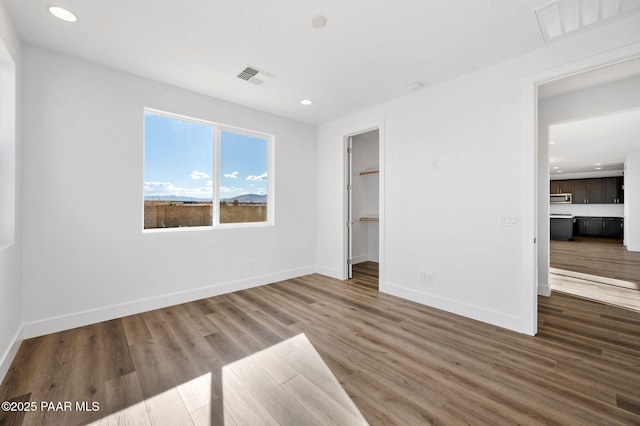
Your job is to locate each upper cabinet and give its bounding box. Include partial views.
[572,178,604,204]
[603,177,624,204]
[550,177,623,204]
[550,180,572,194]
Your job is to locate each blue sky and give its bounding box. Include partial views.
[144,112,268,200]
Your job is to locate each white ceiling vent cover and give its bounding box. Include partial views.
[236,66,274,86]
[535,0,640,41]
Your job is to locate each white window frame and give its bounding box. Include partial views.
[142,108,274,233]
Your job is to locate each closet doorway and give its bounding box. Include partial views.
[346,128,380,287]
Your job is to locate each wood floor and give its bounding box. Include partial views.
[550,236,640,310]
[2,262,640,425]
[550,236,640,286]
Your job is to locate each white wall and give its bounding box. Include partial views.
[316,16,640,335]
[0,1,22,381]
[21,46,317,337]
[626,153,640,251]
[351,130,379,263]
[538,74,640,293]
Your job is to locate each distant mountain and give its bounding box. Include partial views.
[221,194,267,203]
[145,194,266,203]
[144,195,211,202]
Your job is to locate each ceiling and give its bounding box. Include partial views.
[549,108,640,175]
[544,57,640,176]
[5,0,555,125]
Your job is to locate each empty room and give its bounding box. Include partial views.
[1,1,640,424]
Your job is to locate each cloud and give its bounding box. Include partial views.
[144,181,174,192]
[144,181,212,198]
[224,171,239,179]
[247,172,267,181]
[220,186,244,193]
[190,170,210,180]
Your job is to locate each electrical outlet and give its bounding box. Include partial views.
[419,271,433,283]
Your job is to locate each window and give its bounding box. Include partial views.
[143,109,273,230]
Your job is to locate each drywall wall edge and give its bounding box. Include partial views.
[0,325,23,383]
[538,283,551,296]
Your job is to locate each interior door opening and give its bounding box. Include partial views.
[346,128,380,287]
[537,57,640,313]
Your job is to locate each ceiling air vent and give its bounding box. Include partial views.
[535,0,640,41]
[236,66,274,86]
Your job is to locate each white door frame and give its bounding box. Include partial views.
[522,42,640,336]
[343,120,385,285]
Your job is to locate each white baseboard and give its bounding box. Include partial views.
[351,255,368,264]
[626,244,640,252]
[0,325,23,383]
[315,265,344,280]
[538,283,551,297]
[22,266,314,339]
[382,281,531,335]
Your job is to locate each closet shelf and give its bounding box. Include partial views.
[360,216,379,222]
[359,169,379,175]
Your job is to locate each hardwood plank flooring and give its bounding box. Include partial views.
[550,236,640,310]
[550,236,640,286]
[551,270,640,313]
[1,261,639,425]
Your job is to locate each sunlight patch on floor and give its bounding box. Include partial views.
[222,333,368,425]
[89,334,368,425]
[550,270,640,313]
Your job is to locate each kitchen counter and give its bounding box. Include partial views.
[550,214,575,219]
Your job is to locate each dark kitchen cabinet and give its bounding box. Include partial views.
[588,179,604,204]
[571,179,604,204]
[603,218,623,239]
[586,217,603,236]
[550,180,572,194]
[573,217,603,236]
[572,180,587,204]
[604,177,624,204]
[550,217,574,241]
[551,178,623,204]
[574,217,623,239]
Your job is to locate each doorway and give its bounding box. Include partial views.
[345,128,381,286]
[537,57,640,312]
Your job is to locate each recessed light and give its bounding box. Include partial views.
[595,167,602,170]
[557,170,563,173]
[549,141,556,145]
[594,163,602,166]
[311,15,327,29]
[300,99,313,106]
[552,166,559,169]
[49,6,78,22]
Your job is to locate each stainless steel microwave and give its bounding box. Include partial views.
[550,193,572,204]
